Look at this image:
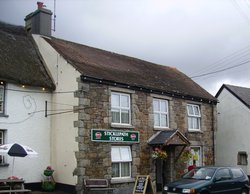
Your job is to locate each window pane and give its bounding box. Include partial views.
[160,101,167,112]
[187,105,194,115]
[160,114,167,127]
[120,147,132,161]
[193,118,199,129]
[111,93,120,107]
[0,102,2,113]
[193,106,200,116]
[154,113,160,126]
[232,168,244,178]
[153,100,160,112]
[111,147,121,162]
[121,95,129,108]
[121,110,129,124]
[111,109,120,123]
[121,162,130,177]
[112,163,120,177]
[0,87,3,113]
[0,131,3,144]
[188,117,193,129]
[0,89,3,101]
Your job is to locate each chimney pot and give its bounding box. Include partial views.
[37,2,44,9]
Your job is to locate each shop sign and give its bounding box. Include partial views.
[133,175,155,194]
[91,129,139,143]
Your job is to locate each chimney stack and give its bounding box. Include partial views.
[24,2,52,36]
[37,2,44,9]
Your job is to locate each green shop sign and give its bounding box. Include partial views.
[91,129,139,143]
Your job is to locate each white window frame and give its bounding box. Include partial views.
[0,130,5,164]
[187,104,201,131]
[111,92,131,125]
[153,98,169,128]
[188,146,202,167]
[0,83,5,114]
[111,146,132,179]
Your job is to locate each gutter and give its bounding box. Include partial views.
[80,75,218,105]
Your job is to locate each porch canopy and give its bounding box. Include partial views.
[147,129,190,146]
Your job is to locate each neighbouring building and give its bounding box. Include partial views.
[0,21,55,183]
[216,84,250,176]
[0,2,217,194]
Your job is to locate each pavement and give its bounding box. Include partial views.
[32,191,70,194]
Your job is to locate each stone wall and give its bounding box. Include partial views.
[74,80,216,193]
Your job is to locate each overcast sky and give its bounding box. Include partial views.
[0,0,250,95]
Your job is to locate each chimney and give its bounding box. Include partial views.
[24,2,52,36]
[37,2,44,9]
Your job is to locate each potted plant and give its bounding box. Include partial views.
[42,166,56,191]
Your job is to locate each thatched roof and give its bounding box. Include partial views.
[0,22,55,90]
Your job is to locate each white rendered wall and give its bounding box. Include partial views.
[216,88,250,175]
[33,35,79,185]
[0,83,52,183]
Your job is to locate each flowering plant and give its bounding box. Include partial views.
[8,176,19,180]
[151,147,167,160]
[180,147,193,162]
[44,166,54,176]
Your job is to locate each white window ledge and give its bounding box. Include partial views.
[111,124,135,129]
[188,130,203,134]
[111,178,135,184]
[0,163,9,167]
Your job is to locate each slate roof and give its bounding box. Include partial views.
[147,129,190,146]
[0,22,55,90]
[44,37,217,104]
[216,84,250,109]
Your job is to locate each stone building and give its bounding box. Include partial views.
[35,26,217,194]
[0,3,217,193]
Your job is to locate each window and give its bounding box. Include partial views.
[0,82,5,114]
[0,130,5,164]
[153,99,169,128]
[111,92,131,125]
[231,168,244,178]
[215,168,232,180]
[188,147,202,167]
[111,146,132,178]
[187,104,201,130]
[238,152,248,165]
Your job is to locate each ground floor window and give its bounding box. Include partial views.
[111,146,132,178]
[238,152,248,165]
[0,130,5,164]
[188,146,202,167]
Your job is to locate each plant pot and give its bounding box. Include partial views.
[42,181,56,191]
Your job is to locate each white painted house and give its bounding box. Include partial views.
[216,84,250,175]
[0,21,55,183]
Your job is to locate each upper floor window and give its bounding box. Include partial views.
[0,82,5,114]
[111,92,131,125]
[111,146,132,179]
[187,104,201,131]
[153,99,169,128]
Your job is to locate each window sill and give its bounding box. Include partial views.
[188,129,203,134]
[0,163,9,167]
[111,124,135,129]
[111,177,135,184]
[0,114,9,118]
[153,127,170,131]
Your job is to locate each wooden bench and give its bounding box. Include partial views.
[0,189,31,193]
[84,179,114,194]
